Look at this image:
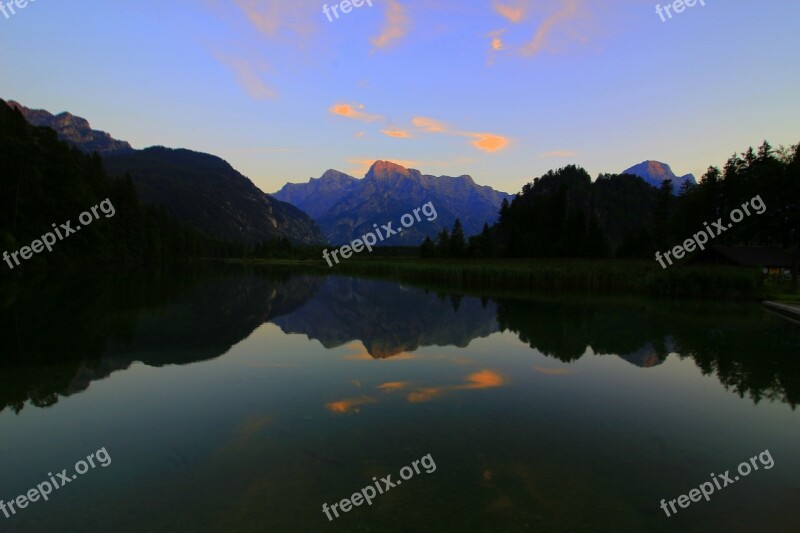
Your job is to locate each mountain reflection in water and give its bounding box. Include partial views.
[1,267,798,415]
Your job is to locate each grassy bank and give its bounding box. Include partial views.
[324,258,770,299]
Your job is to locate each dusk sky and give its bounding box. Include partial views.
[2,0,798,194]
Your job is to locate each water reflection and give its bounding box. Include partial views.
[271,277,498,357]
[1,268,798,415]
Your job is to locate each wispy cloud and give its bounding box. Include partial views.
[407,370,505,403]
[488,0,593,59]
[412,116,449,133]
[371,0,411,49]
[411,116,510,153]
[520,0,580,56]
[539,150,577,158]
[381,128,413,139]
[215,53,276,99]
[377,381,411,391]
[326,396,376,414]
[233,0,316,39]
[329,103,383,122]
[494,1,528,23]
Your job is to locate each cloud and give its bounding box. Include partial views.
[371,0,411,49]
[326,396,377,414]
[489,30,507,51]
[215,53,276,99]
[329,103,383,123]
[377,381,411,391]
[412,116,448,133]
[407,370,505,403]
[381,128,413,139]
[412,116,510,153]
[233,0,316,39]
[520,0,580,56]
[494,1,528,23]
[354,131,366,139]
[468,133,509,153]
[539,150,577,158]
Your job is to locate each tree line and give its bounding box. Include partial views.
[423,141,799,259]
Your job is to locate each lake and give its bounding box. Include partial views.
[1,267,799,532]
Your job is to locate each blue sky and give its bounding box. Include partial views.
[1,0,798,194]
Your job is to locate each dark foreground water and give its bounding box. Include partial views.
[1,267,799,532]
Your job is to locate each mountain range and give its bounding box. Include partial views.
[621,160,697,190]
[9,100,325,245]
[8,99,702,249]
[274,161,514,245]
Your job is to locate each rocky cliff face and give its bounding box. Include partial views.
[9,100,134,156]
[621,160,696,190]
[274,160,513,245]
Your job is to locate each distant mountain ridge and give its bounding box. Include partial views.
[622,160,696,190]
[9,100,134,156]
[274,161,513,245]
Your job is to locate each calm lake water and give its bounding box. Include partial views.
[1,267,799,532]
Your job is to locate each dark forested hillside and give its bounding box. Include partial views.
[104,148,326,246]
[430,142,799,260]
[0,99,238,269]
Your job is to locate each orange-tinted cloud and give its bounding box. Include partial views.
[378,381,411,391]
[371,0,411,49]
[381,128,413,139]
[412,117,510,153]
[412,116,448,133]
[468,133,509,153]
[407,370,505,403]
[521,0,580,56]
[326,396,377,414]
[488,29,507,51]
[407,387,446,403]
[233,0,315,38]
[464,370,505,388]
[494,1,528,23]
[330,103,383,123]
